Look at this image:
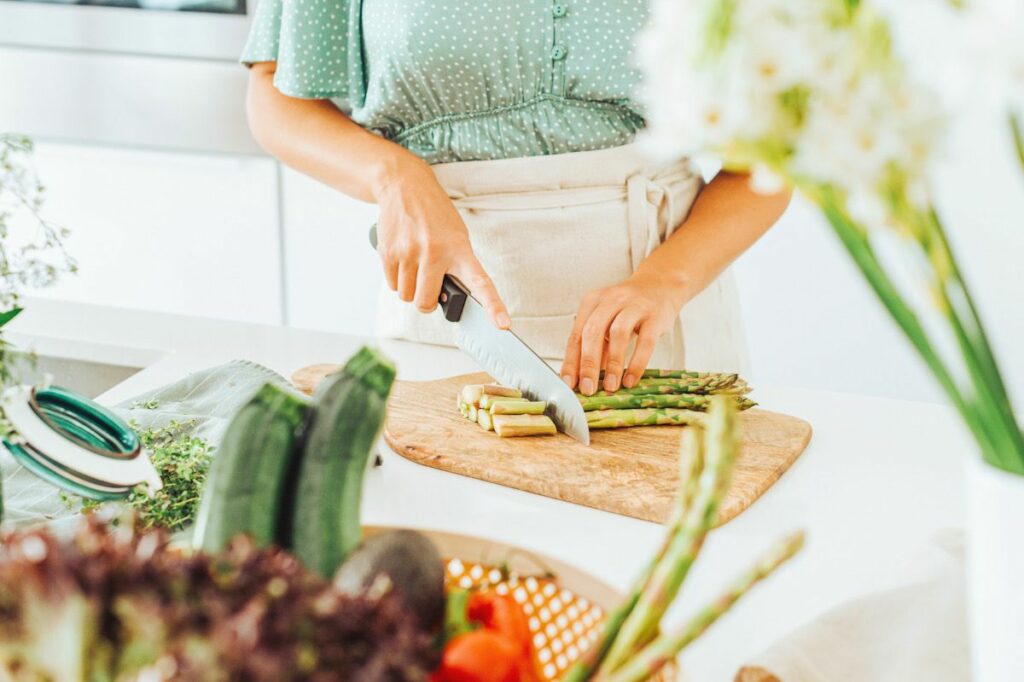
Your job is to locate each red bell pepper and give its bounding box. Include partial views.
[433,591,540,682]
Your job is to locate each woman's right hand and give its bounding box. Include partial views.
[375,156,511,329]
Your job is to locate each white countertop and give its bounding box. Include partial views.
[10,298,971,680]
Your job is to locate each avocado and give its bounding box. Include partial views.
[334,529,446,629]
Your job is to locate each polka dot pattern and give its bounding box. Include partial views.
[241,0,649,164]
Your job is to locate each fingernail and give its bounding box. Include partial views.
[496,312,511,329]
[562,374,574,387]
[623,373,637,388]
[580,378,595,395]
[605,375,620,392]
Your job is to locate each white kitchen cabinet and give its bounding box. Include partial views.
[281,168,383,336]
[29,142,283,325]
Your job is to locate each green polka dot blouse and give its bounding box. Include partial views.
[241,0,649,165]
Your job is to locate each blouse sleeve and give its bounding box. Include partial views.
[240,0,366,107]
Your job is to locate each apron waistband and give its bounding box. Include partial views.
[436,145,698,276]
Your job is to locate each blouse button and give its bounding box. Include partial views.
[551,45,568,60]
[552,3,568,18]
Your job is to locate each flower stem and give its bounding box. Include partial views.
[815,187,985,435]
[925,208,1024,472]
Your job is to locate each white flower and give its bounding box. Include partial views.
[639,0,945,202]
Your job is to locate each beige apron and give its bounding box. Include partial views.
[376,144,750,373]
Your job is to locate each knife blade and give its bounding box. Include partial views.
[370,225,590,444]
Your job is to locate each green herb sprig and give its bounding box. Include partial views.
[64,419,214,531]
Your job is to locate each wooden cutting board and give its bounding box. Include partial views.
[293,367,812,526]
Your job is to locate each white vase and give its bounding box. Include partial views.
[967,457,1024,682]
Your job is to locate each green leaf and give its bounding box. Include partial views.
[0,307,23,329]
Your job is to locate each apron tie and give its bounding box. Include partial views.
[626,170,687,363]
[626,172,678,272]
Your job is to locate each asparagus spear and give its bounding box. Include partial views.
[564,424,708,682]
[598,397,739,674]
[602,531,806,682]
[490,400,547,415]
[585,375,737,398]
[492,414,557,437]
[586,408,708,430]
[578,393,755,412]
[600,369,729,381]
[636,375,739,392]
[639,370,706,379]
[467,404,478,422]
[714,384,754,397]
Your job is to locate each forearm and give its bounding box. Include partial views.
[246,62,425,203]
[637,171,791,304]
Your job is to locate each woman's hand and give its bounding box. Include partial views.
[559,170,792,396]
[375,157,510,328]
[561,270,687,396]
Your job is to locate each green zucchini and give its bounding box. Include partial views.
[191,383,309,553]
[288,346,395,577]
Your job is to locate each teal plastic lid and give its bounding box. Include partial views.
[1,384,160,501]
[2,440,130,502]
[30,385,140,458]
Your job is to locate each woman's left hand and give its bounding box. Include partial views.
[560,271,687,396]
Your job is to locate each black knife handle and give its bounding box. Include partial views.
[369,223,468,322]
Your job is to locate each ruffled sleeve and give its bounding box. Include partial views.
[240,0,366,107]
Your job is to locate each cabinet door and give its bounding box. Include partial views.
[29,142,283,325]
[281,168,383,335]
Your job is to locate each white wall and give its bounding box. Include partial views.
[28,143,284,325]
[280,168,382,334]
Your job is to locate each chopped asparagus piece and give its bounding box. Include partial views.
[461,385,485,406]
[490,400,547,415]
[479,395,528,410]
[478,409,494,431]
[493,414,557,437]
[482,384,522,398]
[467,405,478,422]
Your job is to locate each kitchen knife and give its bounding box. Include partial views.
[369,225,590,444]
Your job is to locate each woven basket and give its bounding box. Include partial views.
[367,527,676,682]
